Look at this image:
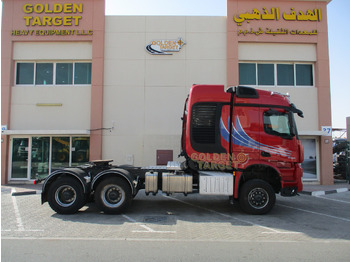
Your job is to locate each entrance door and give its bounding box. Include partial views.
[9,136,90,181]
[301,138,318,180]
[31,137,50,180]
[11,138,29,179]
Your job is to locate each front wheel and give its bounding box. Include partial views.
[95,177,132,214]
[239,179,276,215]
[47,177,85,214]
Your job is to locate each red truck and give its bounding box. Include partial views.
[40,85,304,215]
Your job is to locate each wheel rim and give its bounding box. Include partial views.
[101,184,125,208]
[55,185,77,207]
[247,187,269,209]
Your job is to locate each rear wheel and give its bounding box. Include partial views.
[47,177,85,214]
[239,179,276,215]
[95,177,132,214]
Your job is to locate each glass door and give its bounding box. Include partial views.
[31,137,50,180]
[301,138,318,180]
[11,138,29,179]
[9,136,90,181]
[51,137,70,171]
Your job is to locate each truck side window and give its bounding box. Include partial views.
[263,110,292,138]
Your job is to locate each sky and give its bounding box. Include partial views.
[0,0,349,129]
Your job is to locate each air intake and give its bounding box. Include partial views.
[191,104,217,144]
[235,86,259,98]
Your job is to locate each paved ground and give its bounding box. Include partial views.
[5,179,350,196]
[2,181,350,261]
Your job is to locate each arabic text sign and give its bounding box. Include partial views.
[238,28,318,36]
[234,7,322,26]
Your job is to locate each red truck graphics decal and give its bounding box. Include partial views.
[190,152,249,170]
[220,117,293,159]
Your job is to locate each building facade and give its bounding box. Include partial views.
[1,0,333,185]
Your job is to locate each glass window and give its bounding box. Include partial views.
[11,138,29,179]
[52,137,70,169]
[277,64,294,86]
[296,64,313,86]
[16,63,34,85]
[71,137,90,166]
[56,63,73,85]
[258,64,274,85]
[263,110,292,138]
[31,137,50,179]
[36,63,53,85]
[74,63,92,84]
[239,63,256,85]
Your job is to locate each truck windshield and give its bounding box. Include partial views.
[263,109,294,139]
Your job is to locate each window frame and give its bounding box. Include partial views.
[239,62,315,88]
[16,62,35,85]
[263,109,295,140]
[15,61,92,86]
[35,62,54,86]
[56,62,74,85]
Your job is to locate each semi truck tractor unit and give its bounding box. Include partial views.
[40,85,304,215]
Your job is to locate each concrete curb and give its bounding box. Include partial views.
[300,188,350,196]
[11,190,42,196]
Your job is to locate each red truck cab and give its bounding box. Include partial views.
[181,85,304,212]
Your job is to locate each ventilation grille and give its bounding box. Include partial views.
[236,86,259,98]
[192,105,217,144]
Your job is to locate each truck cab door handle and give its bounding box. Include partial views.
[261,151,271,157]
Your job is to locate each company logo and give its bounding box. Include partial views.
[146,37,186,55]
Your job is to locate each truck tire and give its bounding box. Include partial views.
[47,177,85,214]
[95,177,132,214]
[239,179,276,215]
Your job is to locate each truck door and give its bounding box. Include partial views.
[230,106,261,165]
[259,107,299,162]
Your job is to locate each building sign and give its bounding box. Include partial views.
[321,126,332,136]
[10,3,93,37]
[234,7,322,37]
[146,38,186,55]
[1,125,8,133]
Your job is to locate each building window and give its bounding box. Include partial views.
[16,63,34,85]
[239,63,256,85]
[74,63,92,85]
[36,63,53,85]
[296,64,313,86]
[277,64,294,86]
[56,63,73,85]
[239,62,314,87]
[15,62,92,86]
[258,64,274,85]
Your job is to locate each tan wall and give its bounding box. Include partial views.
[11,42,92,131]
[103,16,226,166]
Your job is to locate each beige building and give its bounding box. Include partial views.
[2,0,333,185]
